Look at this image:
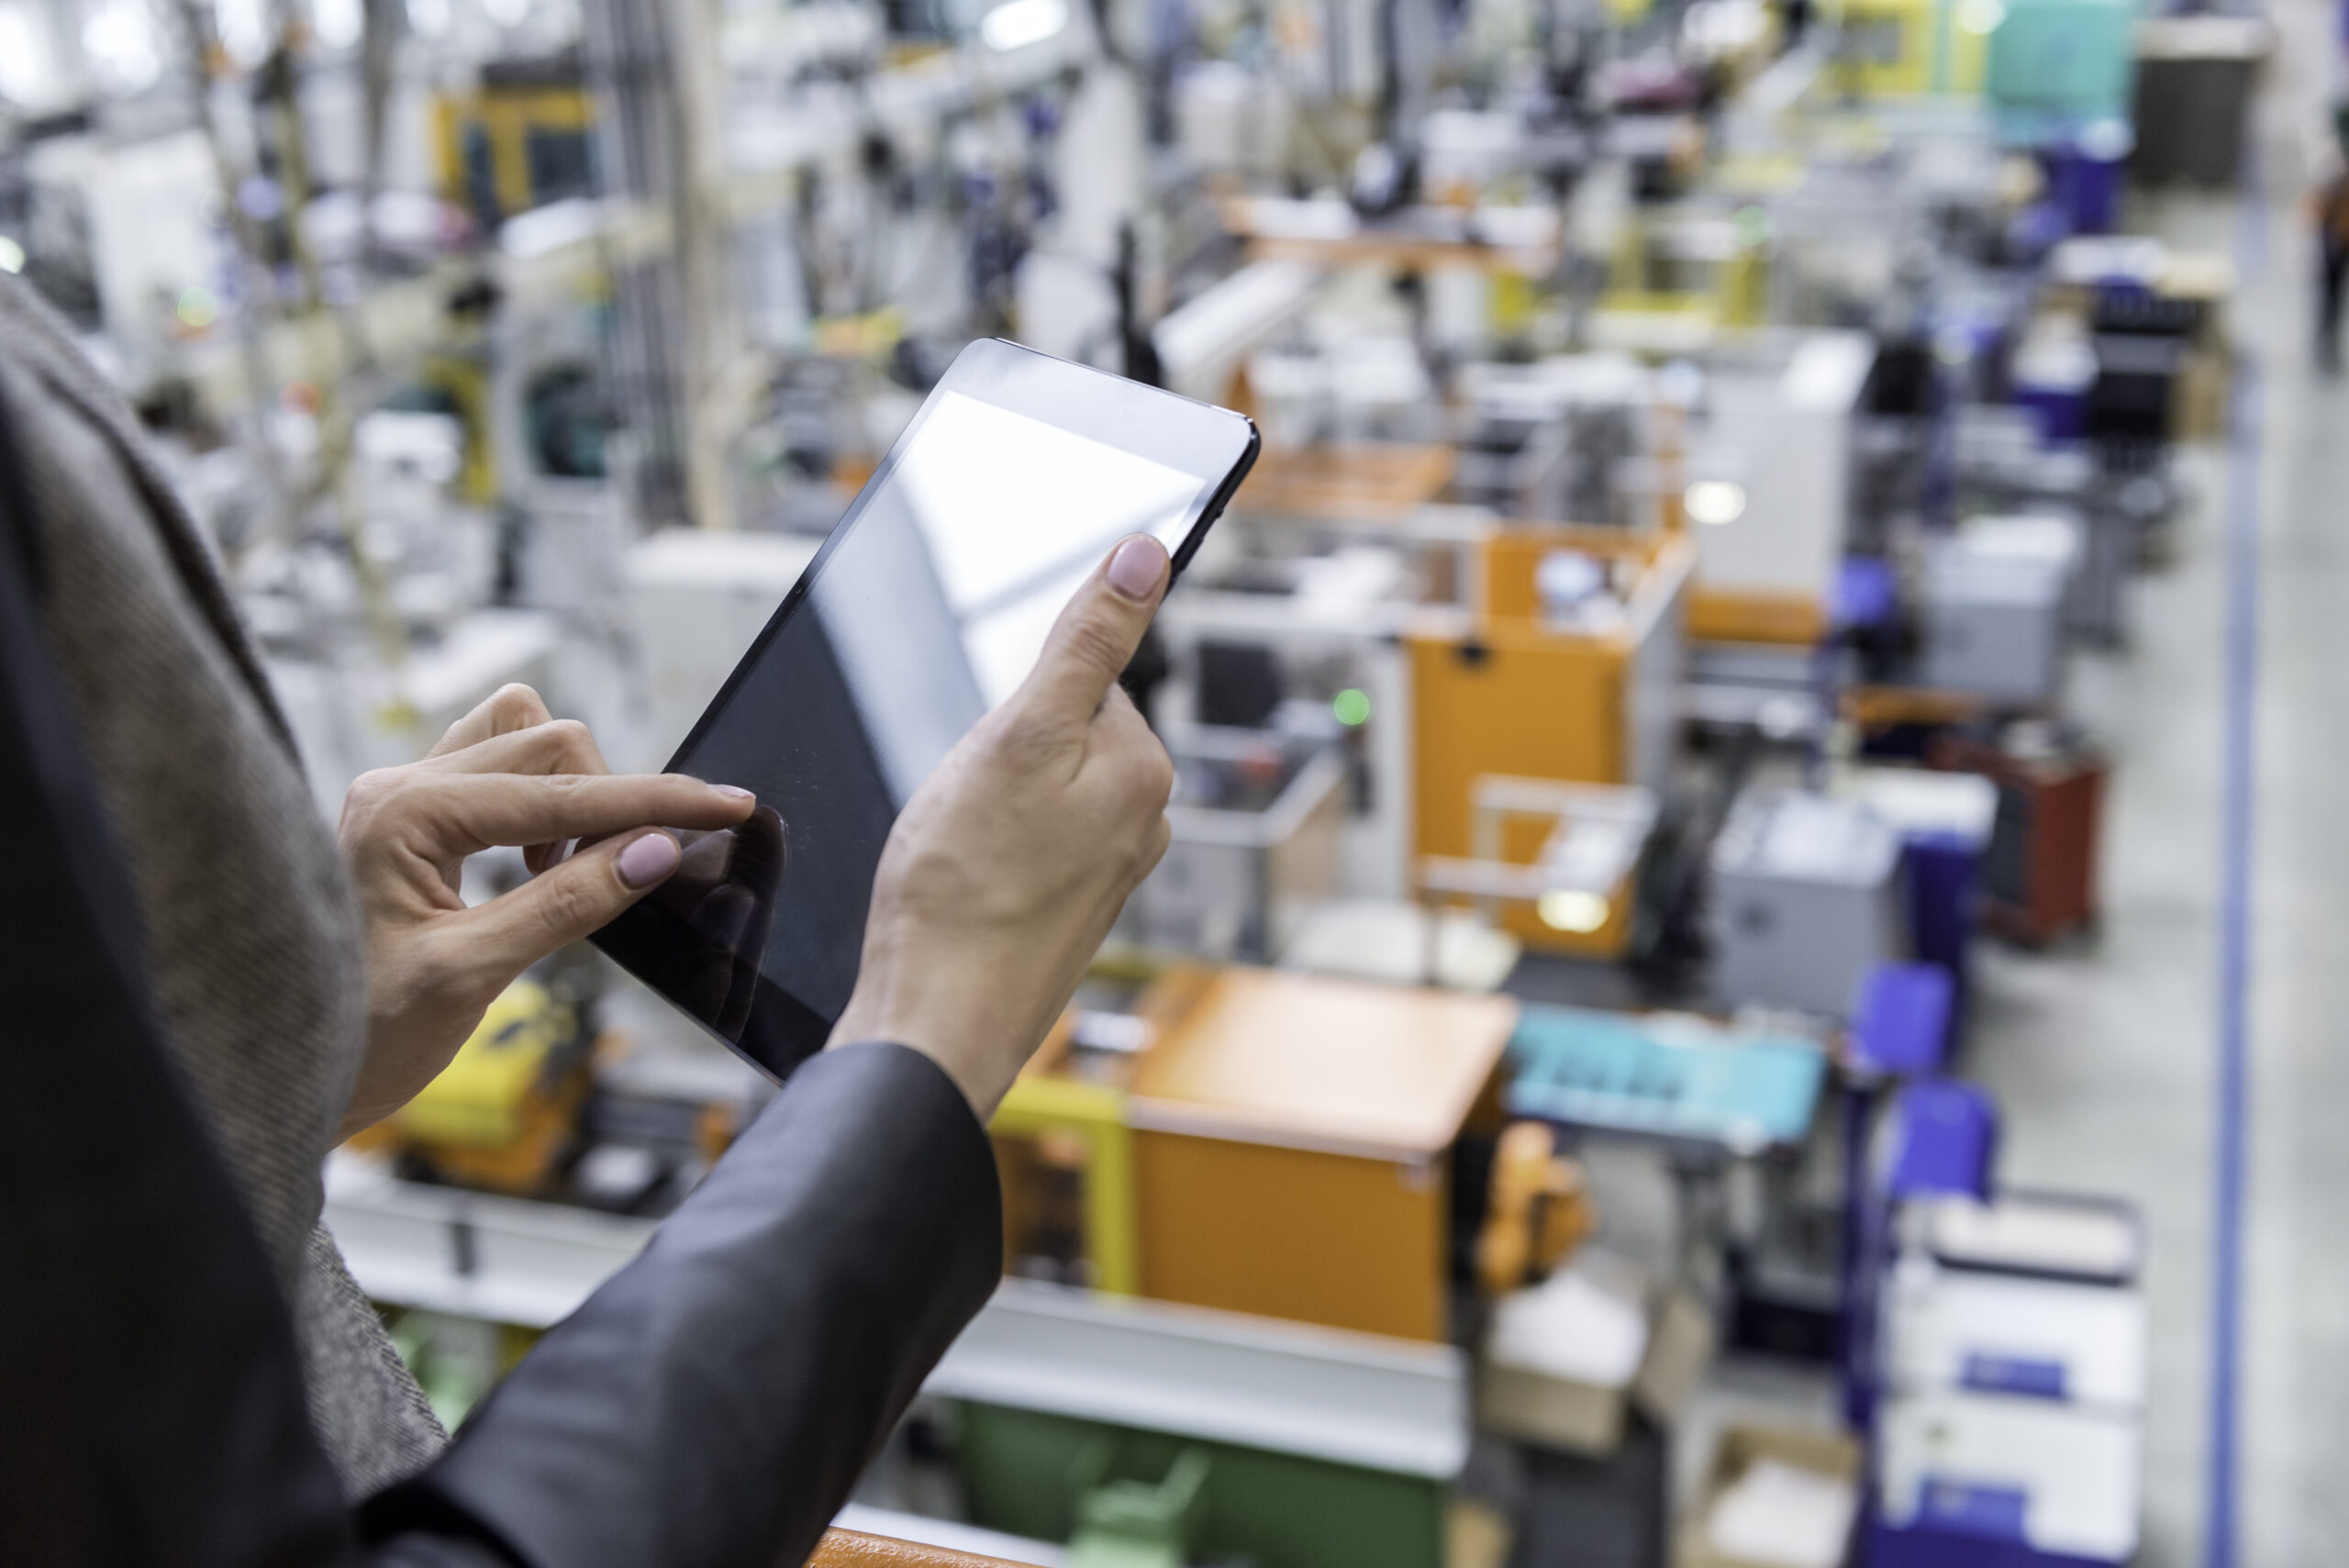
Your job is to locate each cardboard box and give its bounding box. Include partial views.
[1478,1252,1713,1454]
[1675,1423,1862,1568]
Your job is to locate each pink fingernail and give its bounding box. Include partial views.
[712,784,755,801]
[618,832,681,889]
[1107,536,1167,600]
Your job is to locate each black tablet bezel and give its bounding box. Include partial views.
[592,338,1260,1079]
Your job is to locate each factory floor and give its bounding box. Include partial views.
[1590,25,2349,1567]
[1903,16,2338,1564]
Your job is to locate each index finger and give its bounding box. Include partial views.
[1015,535,1170,723]
[395,773,755,857]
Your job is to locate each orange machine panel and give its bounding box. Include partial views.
[1130,967,1516,1155]
[1126,968,1516,1341]
[1411,528,1687,956]
[1476,526,1662,621]
[1687,586,1825,645]
[1133,1130,1448,1340]
[1408,626,1631,861]
[1230,443,1457,523]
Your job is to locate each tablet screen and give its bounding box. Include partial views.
[593,347,1252,1079]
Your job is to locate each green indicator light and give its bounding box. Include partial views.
[1332,688,1372,727]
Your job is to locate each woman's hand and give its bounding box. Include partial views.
[829,536,1177,1117]
[336,684,756,1140]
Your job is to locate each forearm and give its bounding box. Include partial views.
[366,1041,1003,1568]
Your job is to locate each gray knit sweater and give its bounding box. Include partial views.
[0,273,448,1495]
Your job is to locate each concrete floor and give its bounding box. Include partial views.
[1963,8,2343,1563]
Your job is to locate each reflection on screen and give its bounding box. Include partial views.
[595,389,1208,1077]
[828,391,1208,795]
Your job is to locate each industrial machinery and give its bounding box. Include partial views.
[1120,729,1349,963]
[1684,330,1875,645]
[1709,789,1906,1018]
[1419,777,1659,961]
[1409,528,1691,933]
[347,981,588,1197]
[6,0,2199,1553]
[1918,515,2080,706]
[989,964,1517,1341]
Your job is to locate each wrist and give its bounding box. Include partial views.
[829,948,1030,1118]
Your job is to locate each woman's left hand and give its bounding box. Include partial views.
[335,684,756,1140]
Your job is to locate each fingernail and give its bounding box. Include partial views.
[1107,536,1167,600]
[711,784,755,802]
[617,831,681,889]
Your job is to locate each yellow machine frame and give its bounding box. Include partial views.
[1821,0,1992,99]
[991,1069,1142,1296]
[432,85,596,227]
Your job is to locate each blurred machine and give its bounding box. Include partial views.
[937,1283,1466,1568]
[349,981,589,1197]
[993,965,1518,1341]
[1709,790,1905,1018]
[1869,1189,2145,1568]
[5,0,2210,1553]
[1454,356,1650,526]
[434,61,597,233]
[1930,725,2109,947]
[1918,516,2080,706]
[1122,730,1348,963]
[1820,0,1992,100]
[1409,527,1690,954]
[1686,332,1875,646]
[1419,778,1659,962]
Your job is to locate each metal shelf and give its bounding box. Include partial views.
[325,1159,1468,1479]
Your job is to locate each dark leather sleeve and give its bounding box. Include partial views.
[364,1041,1006,1568]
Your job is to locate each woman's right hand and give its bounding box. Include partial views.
[827,535,1178,1117]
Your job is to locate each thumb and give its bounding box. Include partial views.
[1019,535,1170,721]
[454,828,681,979]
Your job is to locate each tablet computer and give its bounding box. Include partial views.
[591,339,1260,1081]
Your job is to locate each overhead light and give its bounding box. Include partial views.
[1685,479,1747,527]
[313,0,362,50]
[212,0,267,62]
[981,0,1066,51]
[0,6,47,106]
[1954,0,2006,34]
[1538,890,1610,934]
[82,0,161,95]
[0,236,23,274]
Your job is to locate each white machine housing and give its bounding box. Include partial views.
[1690,329,1875,603]
[1919,514,2081,705]
[1709,788,1904,1018]
[1876,1390,2141,1564]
